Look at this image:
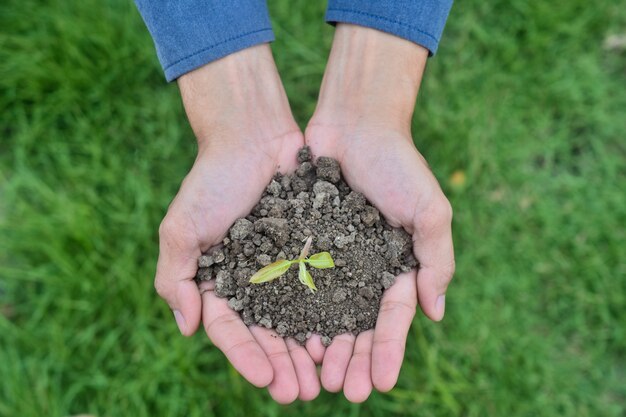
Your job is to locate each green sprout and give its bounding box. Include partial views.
[249,236,334,292]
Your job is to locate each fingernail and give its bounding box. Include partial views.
[435,295,446,320]
[173,310,187,335]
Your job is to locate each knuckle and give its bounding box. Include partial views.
[223,338,257,357]
[266,350,291,361]
[158,212,198,251]
[372,336,404,348]
[379,299,417,315]
[432,259,456,293]
[204,312,238,336]
[432,196,453,223]
[158,215,176,239]
[448,258,457,276]
[415,196,453,234]
[441,259,456,284]
[154,278,169,299]
[440,198,453,222]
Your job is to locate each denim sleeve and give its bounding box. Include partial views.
[325,0,453,55]
[135,1,274,82]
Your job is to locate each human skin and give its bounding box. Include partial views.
[154,44,319,403]
[304,24,455,402]
[154,25,454,404]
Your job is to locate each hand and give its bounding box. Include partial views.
[154,45,320,403]
[304,24,455,401]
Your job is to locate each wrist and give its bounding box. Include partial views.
[178,44,299,150]
[310,24,428,132]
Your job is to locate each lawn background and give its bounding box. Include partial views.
[1,0,625,416]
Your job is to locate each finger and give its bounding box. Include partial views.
[155,218,203,336]
[250,327,299,404]
[201,284,273,388]
[371,271,417,392]
[320,333,355,392]
[305,334,327,364]
[343,330,374,403]
[286,338,321,401]
[412,197,455,321]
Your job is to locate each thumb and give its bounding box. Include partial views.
[154,217,203,336]
[412,197,455,321]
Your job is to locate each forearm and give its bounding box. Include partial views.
[325,0,453,56]
[312,24,428,131]
[177,44,299,151]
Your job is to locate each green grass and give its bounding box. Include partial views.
[1,0,625,416]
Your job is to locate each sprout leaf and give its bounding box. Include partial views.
[298,261,317,292]
[307,252,335,269]
[248,237,334,291]
[249,259,293,284]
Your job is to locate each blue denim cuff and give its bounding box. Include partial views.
[326,0,453,55]
[135,0,275,82]
[163,29,274,81]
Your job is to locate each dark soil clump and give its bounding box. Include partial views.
[196,147,417,345]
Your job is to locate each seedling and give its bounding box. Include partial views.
[249,236,334,292]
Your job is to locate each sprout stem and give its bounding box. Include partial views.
[299,236,313,260]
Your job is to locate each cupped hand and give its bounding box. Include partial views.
[153,45,320,403]
[300,24,455,402]
[305,125,455,401]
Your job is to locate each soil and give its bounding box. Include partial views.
[196,147,417,346]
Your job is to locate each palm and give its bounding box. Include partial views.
[306,126,455,401]
[156,134,321,403]
[324,131,439,226]
[166,143,297,249]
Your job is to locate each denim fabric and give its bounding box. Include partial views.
[326,0,453,55]
[135,1,452,82]
[135,0,274,81]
